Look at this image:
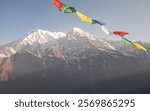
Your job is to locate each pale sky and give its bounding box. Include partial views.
[0,0,150,44]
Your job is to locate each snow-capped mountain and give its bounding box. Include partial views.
[0,29,66,57]
[0,27,117,58]
[0,27,150,94]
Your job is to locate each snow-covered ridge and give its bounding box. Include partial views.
[22,29,66,45]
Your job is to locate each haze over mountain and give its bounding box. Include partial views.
[0,27,150,94]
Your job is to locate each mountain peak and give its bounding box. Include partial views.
[27,29,45,34]
[20,29,66,45]
[73,27,84,33]
[67,27,93,38]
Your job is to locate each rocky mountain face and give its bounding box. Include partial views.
[0,28,150,94]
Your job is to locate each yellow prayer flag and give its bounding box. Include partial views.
[132,42,147,51]
[76,11,92,23]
